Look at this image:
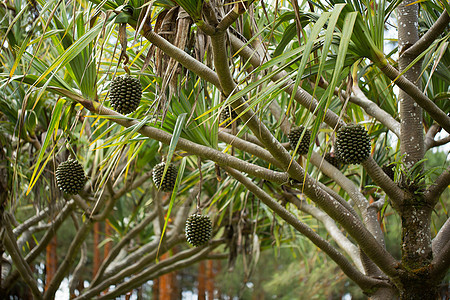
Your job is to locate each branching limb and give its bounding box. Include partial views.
[217,4,242,32]
[351,85,401,138]
[402,10,450,58]
[71,193,92,213]
[310,152,370,211]
[218,130,283,168]
[78,234,185,299]
[361,157,405,208]
[424,165,450,205]
[433,218,450,254]
[378,63,450,133]
[13,201,64,237]
[2,200,75,292]
[281,192,364,272]
[43,218,93,300]
[95,241,224,299]
[425,124,450,151]
[229,33,344,129]
[91,208,159,286]
[315,181,359,218]
[318,78,401,138]
[430,239,450,283]
[1,213,42,299]
[369,195,386,212]
[310,153,386,245]
[219,128,359,221]
[209,30,397,277]
[224,166,391,291]
[267,100,382,244]
[139,24,221,88]
[92,105,289,185]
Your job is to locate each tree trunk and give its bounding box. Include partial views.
[159,252,172,299]
[198,261,206,300]
[104,221,112,258]
[152,277,160,299]
[170,247,180,300]
[397,1,438,299]
[45,235,57,291]
[93,222,102,278]
[206,260,215,299]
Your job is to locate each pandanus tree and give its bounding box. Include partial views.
[0,0,449,298]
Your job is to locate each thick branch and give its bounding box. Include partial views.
[282,192,364,272]
[433,218,450,254]
[2,214,42,299]
[139,25,221,88]
[361,157,405,208]
[310,152,370,211]
[210,29,398,278]
[13,202,64,237]
[225,167,390,291]
[217,4,241,32]
[90,209,159,286]
[311,153,386,245]
[218,130,283,168]
[94,105,288,184]
[403,10,450,57]
[431,239,450,283]
[425,124,450,151]
[424,165,450,205]
[96,241,223,299]
[2,200,75,292]
[378,63,450,133]
[78,234,185,299]
[351,85,401,137]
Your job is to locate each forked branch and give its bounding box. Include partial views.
[224,166,390,292]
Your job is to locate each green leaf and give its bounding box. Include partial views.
[156,156,187,259]
[32,21,103,99]
[27,98,65,194]
[165,113,187,173]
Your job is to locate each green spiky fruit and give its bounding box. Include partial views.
[220,106,238,127]
[152,162,178,192]
[335,124,371,164]
[382,163,395,180]
[288,126,312,155]
[324,152,342,169]
[55,159,86,194]
[109,75,142,114]
[185,214,212,247]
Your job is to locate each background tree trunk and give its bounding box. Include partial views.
[45,235,57,291]
[198,260,206,300]
[206,259,215,299]
[93,222,102,278]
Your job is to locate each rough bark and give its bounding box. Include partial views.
[397,1,437,298]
